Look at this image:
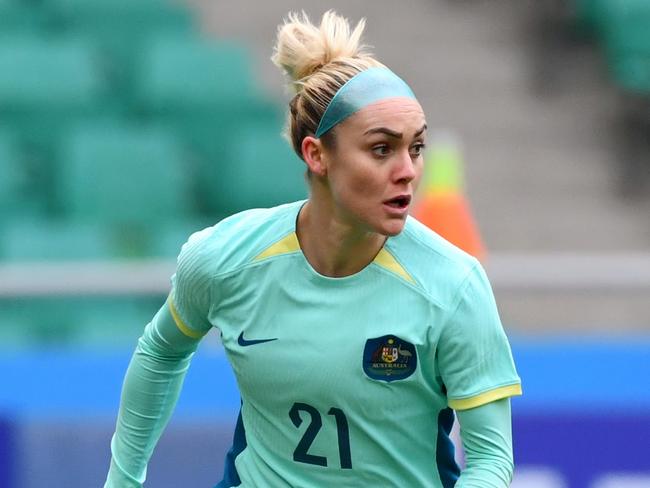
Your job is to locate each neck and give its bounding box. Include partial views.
[296,199,386,278]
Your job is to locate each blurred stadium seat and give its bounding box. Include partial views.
[42,0,196,94]
[0,8,293,227]
[132,35,286,213]
[0,0,45,34]
[43,0,195,35]
[0,131,25,218]
[205,122,307,214]
[0,36,107,116]
[601,0,650,93]
[571,0,650,93]
[0,220,114,261]
[0,218,208,262]
[0,37,112,212]
[57,123,193,225]
[573,0,608,37]
[0,296,157,349]
[133,36,257,109]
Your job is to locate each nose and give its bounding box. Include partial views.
[393,149,418,183]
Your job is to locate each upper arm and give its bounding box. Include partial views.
[437,262,522,411]
[168,227,216,339]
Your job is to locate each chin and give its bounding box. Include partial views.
[377,219,407,237]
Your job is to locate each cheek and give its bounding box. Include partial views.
[335,161,382,202]
[347,168,378,196]
[413,160,424,187]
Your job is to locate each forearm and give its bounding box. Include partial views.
[455,398,514,487]
[105,302,201,488]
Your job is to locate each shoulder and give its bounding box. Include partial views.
[385,216,482,309]
[177,200,305,279]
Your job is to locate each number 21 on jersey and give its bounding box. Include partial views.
[289,402,352,469]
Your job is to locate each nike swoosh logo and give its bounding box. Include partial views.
[237,331,278,347]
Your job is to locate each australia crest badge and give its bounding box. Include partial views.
[363,334,417,382]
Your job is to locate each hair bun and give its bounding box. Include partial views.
[272,10,369,88]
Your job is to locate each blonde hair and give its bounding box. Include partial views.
[272,10,384,159]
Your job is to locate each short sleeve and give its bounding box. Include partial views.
[437,262,521,410]
[168,228,215,339]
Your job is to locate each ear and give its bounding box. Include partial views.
[301,136,328,177]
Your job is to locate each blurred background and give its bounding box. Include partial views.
[0,0,649,487]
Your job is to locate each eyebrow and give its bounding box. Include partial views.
[364,123,428,139]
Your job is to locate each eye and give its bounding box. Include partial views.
[410,142,426,157]
[371,144,391,157]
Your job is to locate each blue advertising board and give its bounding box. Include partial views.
[512,338,650,488]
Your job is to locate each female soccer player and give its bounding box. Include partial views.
[105,11,521,488]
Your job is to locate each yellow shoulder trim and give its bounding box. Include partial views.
[449,383,522,411]
[168,296,206,340]
[254,232,301,261]
[373,248,416,284]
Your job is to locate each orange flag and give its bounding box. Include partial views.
[412,135,486,261]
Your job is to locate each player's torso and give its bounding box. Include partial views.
[212,252,454,487]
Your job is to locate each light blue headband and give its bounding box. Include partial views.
[315,67,417,138]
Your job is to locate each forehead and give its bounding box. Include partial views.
[340,98,426,135]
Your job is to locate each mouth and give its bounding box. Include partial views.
[383,194,412,210]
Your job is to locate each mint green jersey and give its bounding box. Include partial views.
[169,200,521,488]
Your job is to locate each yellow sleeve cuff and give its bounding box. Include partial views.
[168,296,207,340]
[448,383,522,411]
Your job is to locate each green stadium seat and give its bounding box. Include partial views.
[57,123,194,226]
[204,122,307,214]
[43,0,196,93]
[0,213,209,266]
[0,296,161,348]
[0,297,82,346]
[71,296,160,348]
[0,36,106,111]
[133,36,286,214]
[76,296,166,349]
[0,36,112,209]
[134,36,257,109]
[0,0,45,34]
[0,220,115,261]
[0,35,110,150]
[611,56,650,93]
[573,0,609,37]
[0,304,36,349]
[153,100,285,216]
[601,0,650,93]
[0,132,23,216]
[44,0,195,36]
[0,129,50,218]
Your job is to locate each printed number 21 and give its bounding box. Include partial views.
[289,402,352,469]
